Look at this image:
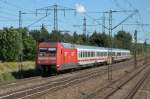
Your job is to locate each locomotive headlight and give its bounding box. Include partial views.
[56,65,59,67]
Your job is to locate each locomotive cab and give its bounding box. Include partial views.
[36,43,58,74]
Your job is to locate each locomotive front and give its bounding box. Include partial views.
[36,42,58,73]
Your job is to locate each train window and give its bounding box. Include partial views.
[91,52,93,57]
[85,51,87,57]
[92,52,94,57]
[39,48,48,53]
[88,52,90,57]
[98,52,100,56]
[101,52,103,56]
[112,52,115,56]
[99,52,101,56]
[48,48,56,57]
[105,52,107,56]
[82,51,84,57]
[39,48,56,57]
[97,52,98,57]
[83,51,85,57]
[93,52,95,57]
[86,51,87,57]
[117,52,121,56]
[78,51,81,58]
[86,51,88,57]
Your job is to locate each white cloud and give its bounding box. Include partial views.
[75,3,86,14]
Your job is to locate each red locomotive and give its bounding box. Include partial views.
[36,42,131,73]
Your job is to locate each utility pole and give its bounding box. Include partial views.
[19,11,22,28]
[18,10,23,78]
[144,39,148,65]
[102,12,106,33]
[134,30,137,68]
[83,17,87,37]
[104,9,138,80]
[73,17,98,38]
[54,4,58,31]
[108,10,113,80]
[36,4,75,31]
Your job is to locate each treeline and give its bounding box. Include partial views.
[0,25,135,61]
[0,27,36,61]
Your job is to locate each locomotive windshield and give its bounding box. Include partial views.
[39,48,56,57]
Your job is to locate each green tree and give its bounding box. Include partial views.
[49,30,63,42]
[0,27,22,61]
[114,31,132,49]
[29,30,41,41]
[17,28,36,60]
[23,36,36,60]
[40,25,49,41]
[89,31,110,47]
[63,33,73,43]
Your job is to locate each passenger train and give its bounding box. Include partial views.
[36,42,131,73]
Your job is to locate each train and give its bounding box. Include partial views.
[36,42,131,73]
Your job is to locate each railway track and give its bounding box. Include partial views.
[125,65,150,99]
[0,57,143,89]
[0,66,109,99]
[132,66,150,99]
[0,58,139,98]
[0,58,145,99]
[83,61,150,99]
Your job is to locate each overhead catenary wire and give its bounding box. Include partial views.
[0,0,32,11]
[27,14,51,28]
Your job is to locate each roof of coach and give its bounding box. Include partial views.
[61,42,130,52]
[62,42,106,49]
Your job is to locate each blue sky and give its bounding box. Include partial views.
[0,0,150,43]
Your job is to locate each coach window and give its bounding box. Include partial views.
[104,52,106,56]
[112,52,115,56]
[98,52,100,56]
[100,52,102,56]
[93,52,95,57]
[117,52,121,56]
[88,52,90,57]
[87,51,88,57]
[90,52,92,57]
[81,51,83,58]
[79,51,81,58]
[82,51,84,57]
[103,52,105,56]
[83,51,85,57]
